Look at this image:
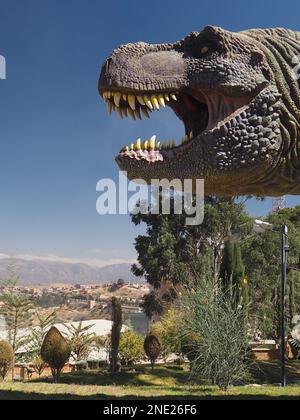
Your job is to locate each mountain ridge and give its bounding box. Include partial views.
[0,257,142,285]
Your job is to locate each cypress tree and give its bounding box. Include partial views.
[220,240,235,300]
[110,297,122,376]
[221,241,248,334]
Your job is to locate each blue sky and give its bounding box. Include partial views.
[0,0,300,265]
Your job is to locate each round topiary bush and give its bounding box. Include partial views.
[0,340,14,381]
[41,326,71,382]
[144,332,162,371]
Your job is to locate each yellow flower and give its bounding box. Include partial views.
[242,277,248,286]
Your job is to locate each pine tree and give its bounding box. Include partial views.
[26,312,56,358]
[65,322,95,361]
[0,264,33,379]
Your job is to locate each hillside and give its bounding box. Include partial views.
[0,257,142,285]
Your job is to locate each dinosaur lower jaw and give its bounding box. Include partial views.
[100,85,266,164]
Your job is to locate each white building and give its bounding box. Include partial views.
[0,319,128,362]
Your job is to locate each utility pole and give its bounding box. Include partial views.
[280,225,289,387]
[251,220,290,387]
[272,197,286,213]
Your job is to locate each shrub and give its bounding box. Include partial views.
[41,327,71,382]
[0,340,14,381]
[144,332,162,371]
[32,356,47,377]
[152,308,185,358]
[181,332,199,364]
[182,282,250,391]
[119,330,144,366]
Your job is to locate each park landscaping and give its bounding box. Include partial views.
[0,362,300,400]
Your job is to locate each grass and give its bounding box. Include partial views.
[0,362,300,400]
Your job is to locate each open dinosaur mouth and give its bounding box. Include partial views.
[100,88,260,162]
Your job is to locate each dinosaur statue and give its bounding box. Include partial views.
[98,26,300,196]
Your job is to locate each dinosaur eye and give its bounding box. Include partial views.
[200,46,210,55]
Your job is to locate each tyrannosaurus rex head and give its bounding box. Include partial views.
[99,26,300,196]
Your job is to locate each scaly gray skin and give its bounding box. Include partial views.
[99,26,300,196]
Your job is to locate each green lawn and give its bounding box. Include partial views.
[0,362,300,400]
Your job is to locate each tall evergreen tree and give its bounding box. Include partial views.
[0,264,33,379]
[110,297,122,376]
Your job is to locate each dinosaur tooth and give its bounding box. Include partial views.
[141,107,150,119]
[135,109,142,120]
[135,138,142,150]
[128,108,136,120]
[130,144,135,151]
[120,145,129,153]
[116,107,123,119]
[143,141,149,150]
[156,141,161,150]
[144,96,153,110]
[158,95,166,108]
[165,94,170,102]
[189,131,194,140]
[151,95,160,110]
[149,135,156,150]
[114,92,122,107]
[170,140,176,148]
[107,101,114,115]
[123,93,127,101]
[170,93,177,101]
[137,95,145,106]
[128,95,136,110]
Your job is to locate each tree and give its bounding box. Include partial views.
[65,322,95,361]
[0,341,13,381]
[32,356,47,377]
[25,312,56,359]
[181,282,250,391]
[141,291,165,319]
[241,207,300,339]
[152,308,184,357]
[132,195,251,316]
[117,278,125,287]
[94,335,111,364]
[0,264,33,379]
[110,297,122,376]
[41,327,71,383]
[220,240,249,334]
[119,330,144,366]
[144,332,162,371]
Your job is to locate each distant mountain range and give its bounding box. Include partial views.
[0,257,142,286]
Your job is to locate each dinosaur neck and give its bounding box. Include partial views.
[240,29,300,194]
